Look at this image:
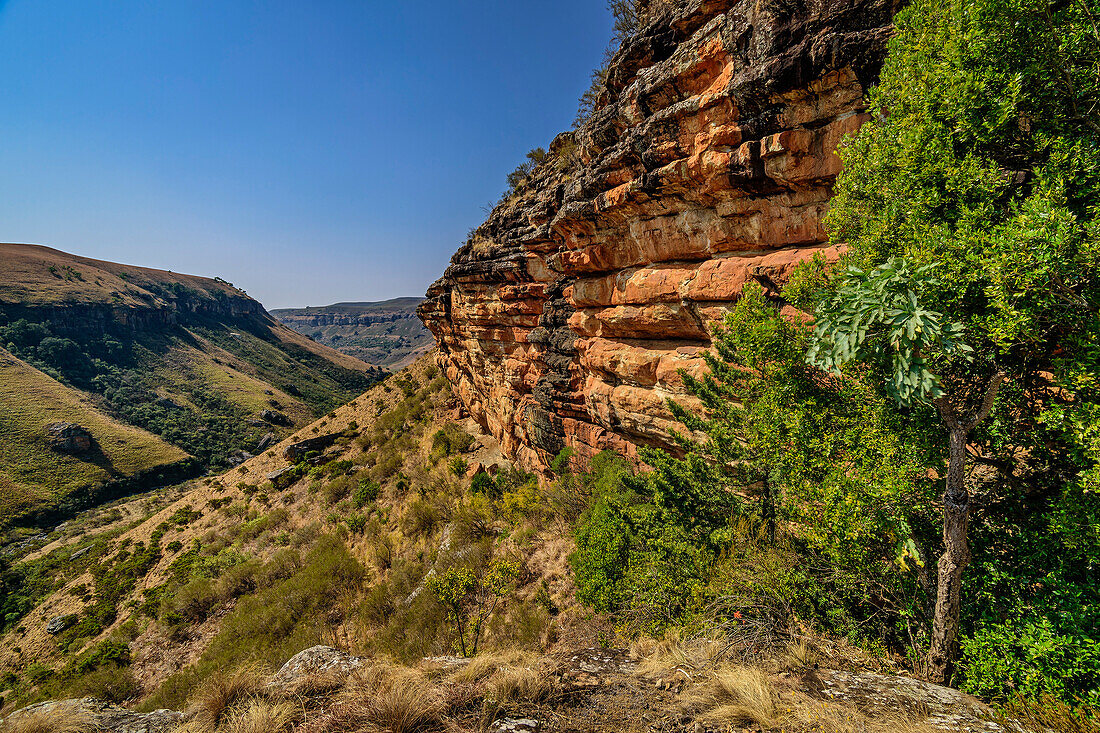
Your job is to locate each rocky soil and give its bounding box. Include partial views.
[0,644,1026,733]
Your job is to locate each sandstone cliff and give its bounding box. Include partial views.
[420,0,897,471]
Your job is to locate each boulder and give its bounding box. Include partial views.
[46,422,93,453]
[154,397,180,410]
[268,645,365,689]
[282,433,340,463]
[46,614,75,635]
[266,467,295,489]
[808,669,1015,733]
[226,450,253,467]
[260,409,292,426]
[255,432,278,452]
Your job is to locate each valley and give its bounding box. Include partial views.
[272,298,433,370]
[0,244,383,529]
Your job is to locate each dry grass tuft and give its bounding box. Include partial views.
[185,665,266,731]
[220,700,297,733]
[449,650,538,685]
[783,638,820,670]
[635,628,727,681]
[0,707,91,733]
[335,663,443,733]
[486,667,553,706]
[687,665,778,728]
[277,669,347,699]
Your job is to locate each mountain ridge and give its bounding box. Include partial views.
[273,297,432,370]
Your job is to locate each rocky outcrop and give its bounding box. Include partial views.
[46,422,94,453]
[282,433,341,463]
[268,645,366,689]
[420,0,896,472]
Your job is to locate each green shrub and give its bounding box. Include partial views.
[162,577,218,623]
[323,475,352,505]
[69,664,141,703]
[431,423,475,462]
[448,456,468,477]
[345,514,368,534]
[470,471,494,497]
[401,498,444,538]
[962,618,1100,706]
[353,476,381,508]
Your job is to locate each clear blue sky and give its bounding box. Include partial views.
[0,1,613,308]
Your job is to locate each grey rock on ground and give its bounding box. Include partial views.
[2,698,183,733]
[255,432,277,452]
[492,718,541,733]
[45,614,75,635]
[810,669,1025,732]
[268,645,365,688]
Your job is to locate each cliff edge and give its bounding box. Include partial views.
[421,0,897,471]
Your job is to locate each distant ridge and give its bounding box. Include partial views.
[273,297,433,370]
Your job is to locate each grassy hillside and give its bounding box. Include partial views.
[0,243,251,308]
[272,298,432,369]
[0,347,189,527]
[0,244,380,461]
[0,354,526,704]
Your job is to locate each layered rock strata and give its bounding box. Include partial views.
[421,0,896,472]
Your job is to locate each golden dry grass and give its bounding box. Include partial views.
[0,707,90,733]
[783,638,821,670]
[336,663,443,733]
[219,700,297,733]
[275,669,347,699]
[184,666,266,732]
[449,650,539,685]
[486,667,553,706]
[687,665,779,728]
[634,628,727,681]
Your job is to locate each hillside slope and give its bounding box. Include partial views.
[0,352,1030,733]
[0,347,189,528]
[0,244,383,526]
[272,298,432,369]
[0,353,528,704]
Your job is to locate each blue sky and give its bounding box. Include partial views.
[0,1,613,308]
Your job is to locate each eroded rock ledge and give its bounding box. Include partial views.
[420,0,897,472]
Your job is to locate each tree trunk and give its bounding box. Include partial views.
[927,425,970,683]
[763,475,775,544]
[928,369,1005,684]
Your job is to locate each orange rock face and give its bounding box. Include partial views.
[420,0,897,473]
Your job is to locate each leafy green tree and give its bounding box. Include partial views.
[808,257,1005,679]
[427,559,519,656]
[821,0,1100,682]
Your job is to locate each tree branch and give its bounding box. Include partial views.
[966,369,1007,432]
